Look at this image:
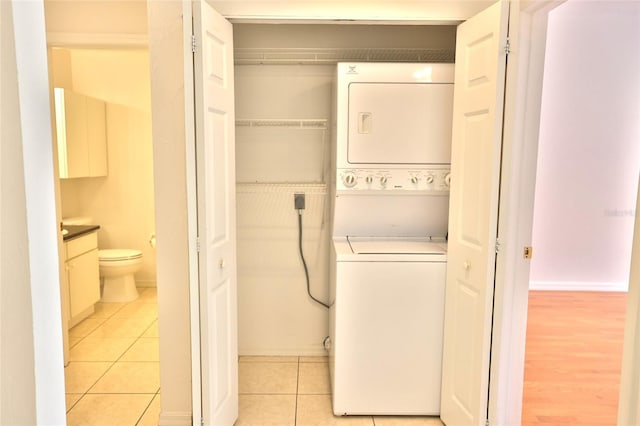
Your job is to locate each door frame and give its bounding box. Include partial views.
[495,2,640,425]
[488,1,563,423]
[618,176,640,424]
[9,1,67,423]
[182,0,568,423]
[178,2,203,423]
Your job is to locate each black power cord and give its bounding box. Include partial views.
[297,210,329,309]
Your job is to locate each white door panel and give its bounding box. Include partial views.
[193,1,238,425]
[440,1,509,425]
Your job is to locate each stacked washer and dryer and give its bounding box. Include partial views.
[328,62,454,415]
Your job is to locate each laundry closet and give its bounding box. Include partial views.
[232,23,457,356]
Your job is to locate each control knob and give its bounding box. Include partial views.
[379,176,388,187]
[343,172,357,188]
[365,175,373,184]
[444,173,451,187]
[425,175,434,184]
[411,176,419,184]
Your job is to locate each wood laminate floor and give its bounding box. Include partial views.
[522,291,627,425]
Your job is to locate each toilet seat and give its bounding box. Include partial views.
[99,249,142,262]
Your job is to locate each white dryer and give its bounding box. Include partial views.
[329,63,454,416]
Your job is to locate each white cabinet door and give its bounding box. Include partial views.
[193,1,238,425]
[86,95,107,177]
[68,248,100,319]
[440,1,510,425]
[60,89,89,178]
[54,88,108,178]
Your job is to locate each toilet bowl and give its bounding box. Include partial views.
[98,249,143,302]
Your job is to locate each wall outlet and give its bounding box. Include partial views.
[294,193,305,210]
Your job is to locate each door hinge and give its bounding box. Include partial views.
[504,37,511,55]
[495,239,501,254]
[524,246,533,259]
[200,417,204,426]
[196,237,201,253]
[191,34,197,53]
[485,419,490,426]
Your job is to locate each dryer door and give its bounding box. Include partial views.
[347,82,453,165]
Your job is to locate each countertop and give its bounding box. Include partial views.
[63,225,100,242]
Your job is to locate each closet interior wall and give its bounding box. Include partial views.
[233,23,457,355]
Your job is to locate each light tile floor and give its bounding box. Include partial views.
[66,290,443,426]
[238,356,444,426]
[65,287,160,426]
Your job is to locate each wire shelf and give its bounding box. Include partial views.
[234,47,455,65]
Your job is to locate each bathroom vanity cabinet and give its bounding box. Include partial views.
[54,88,108,179]
[64,231,100,327]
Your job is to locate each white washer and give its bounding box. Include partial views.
[329,237,447,415]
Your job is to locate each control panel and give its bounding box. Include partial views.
[336,168,451,192]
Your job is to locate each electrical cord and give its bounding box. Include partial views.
[297,210,330,309]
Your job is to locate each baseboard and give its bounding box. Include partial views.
[529,280,628,292]
[239,347,328,357]
[136,280,157,288]
[158,411,192,426]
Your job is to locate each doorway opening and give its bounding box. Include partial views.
[521,1,640,423]
[46,46,160,424]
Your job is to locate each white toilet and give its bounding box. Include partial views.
[98,249,143,302]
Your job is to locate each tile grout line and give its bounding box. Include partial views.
[79,360,118,398]
[71,391,160,395]
[66,301,126,416]
[134,392,158,426]
[68,300,126,348]
[69,327,142,408]
[65,292,159,423]
[294,356,300,426]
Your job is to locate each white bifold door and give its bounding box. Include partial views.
[440,1,510,425]
[193,1,239,425]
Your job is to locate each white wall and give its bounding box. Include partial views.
[2,0,66,423]
[1,1,38,422]
[530,0,640,292]
[235,65,333,354]
[147,1,193,423]
[44,0,147,38]
[211,0,493,22]
[54,48,157,286]
[233,23,456,51]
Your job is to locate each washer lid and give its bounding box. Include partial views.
[348,237,447,255]
[99,249,142,261]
